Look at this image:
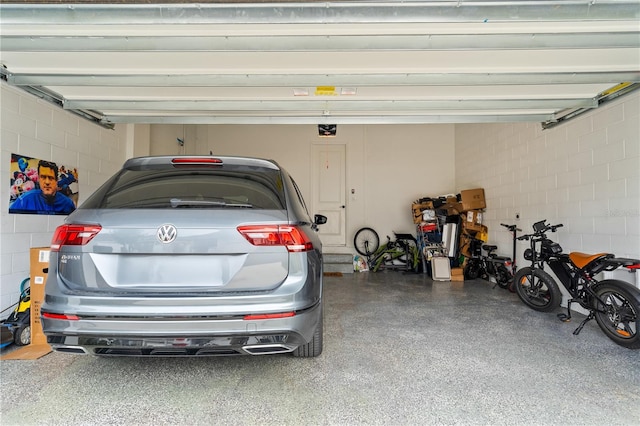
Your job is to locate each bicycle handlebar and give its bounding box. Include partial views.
[500,223,522,232]
[517,221,563,240]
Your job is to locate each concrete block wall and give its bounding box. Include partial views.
[455,91,640,287]
[0,82,129,312]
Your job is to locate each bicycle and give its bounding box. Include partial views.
[463,239,513,289]
[514,219,640,349]
[353,227,419,273]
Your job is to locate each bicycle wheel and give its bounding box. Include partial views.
[354,227,380,256]
[513,267,561,312]
[464,259,482,280]
[495,264,513,289]
[593,281,640,349]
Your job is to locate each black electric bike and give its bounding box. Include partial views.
[514,219,640,349]
[463,238,513,289]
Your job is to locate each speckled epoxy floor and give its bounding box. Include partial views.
[1,273,639,425]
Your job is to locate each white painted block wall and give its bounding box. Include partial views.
[455,91,640,289]
[0,82,129,310]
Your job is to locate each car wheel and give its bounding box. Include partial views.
[292,308,323,357]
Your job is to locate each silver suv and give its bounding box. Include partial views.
[42,156,326,357]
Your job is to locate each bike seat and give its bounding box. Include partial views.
[569,252,612,269]
[394,233,415,242]
[482,244,497,252]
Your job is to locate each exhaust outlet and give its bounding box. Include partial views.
[53,346,89,355]
[242,344,294,355]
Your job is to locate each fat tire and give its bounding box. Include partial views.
[513,267,561,312]
[292,306,323,357]
[354,227,380,256]
[593,281,640,349]
[464,260,481,280]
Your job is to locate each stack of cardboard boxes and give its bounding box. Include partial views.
[457,188,487,260]
[412,188,487,281]
[412,195,464,225]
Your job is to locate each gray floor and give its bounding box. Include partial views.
[1,272,639,426]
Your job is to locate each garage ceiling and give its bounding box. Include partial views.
[1,1,639,128]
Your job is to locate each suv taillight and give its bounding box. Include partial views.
[51,224,102,252]
[237,225,313,253]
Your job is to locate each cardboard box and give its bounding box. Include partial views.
[465,210,483,225]
[412,201,434,211]
[459,238,473,258]
[448,203,464,215]
[412,201,434,224]
[450,267,464,276]
[0,248,52,360]
[450,275,465,282]
[463,221,487,233]
[450,267,464,282]
[441,196,463,215]
[460,188,486,211]
[29,247,51,347]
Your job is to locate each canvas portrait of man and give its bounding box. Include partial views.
[9,154,78,215]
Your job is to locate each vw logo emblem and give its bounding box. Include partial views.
[157,224,177,244]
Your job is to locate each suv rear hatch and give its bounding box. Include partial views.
[52,156,301,293]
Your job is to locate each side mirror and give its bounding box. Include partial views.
[314,214,327,225]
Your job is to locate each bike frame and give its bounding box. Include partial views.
[365,234,418,273]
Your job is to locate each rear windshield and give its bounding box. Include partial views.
[82,166,286,210]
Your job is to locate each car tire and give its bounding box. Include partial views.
[292,307,323,357]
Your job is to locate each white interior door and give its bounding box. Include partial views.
[311,144,346,246]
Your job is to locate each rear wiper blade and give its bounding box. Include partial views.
[170,198,254,208]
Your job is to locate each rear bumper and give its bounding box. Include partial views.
[43,301,321,356]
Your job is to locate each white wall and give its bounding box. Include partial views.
[140,123,456,244]
[455,92,640,281]
[0,82,130,311]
